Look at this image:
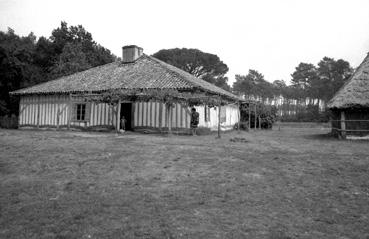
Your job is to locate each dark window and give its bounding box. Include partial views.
[76,104,86,121]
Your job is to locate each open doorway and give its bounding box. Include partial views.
[120,103,132,130]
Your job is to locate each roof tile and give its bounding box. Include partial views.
[11,54,238,100]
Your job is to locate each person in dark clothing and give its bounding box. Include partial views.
[190,107,199,136]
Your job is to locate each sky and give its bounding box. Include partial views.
[1,0,369,85]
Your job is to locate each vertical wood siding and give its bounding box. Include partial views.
[19,95,239,131]
[132,102,191,129]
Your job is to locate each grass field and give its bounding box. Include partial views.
[1,125,368,239]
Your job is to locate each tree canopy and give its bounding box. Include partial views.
[232,57,353,122]
[152,48,230,91]
[233,70,274,100]
[0,22,117,116]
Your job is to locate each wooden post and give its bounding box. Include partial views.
[340,111,346,139]
[56,107,60,130]
[37,95,40,128]
[131,102,135,130]
[116,100,121,132]
[159,102,163,133]
[217,104,221,138]
[248,103,251,130]
[330,115,334,134]
[168,104,172,134]
[254,104,257,130]
[237,101,241,133]
[165,104,169,132]
[67,93,72,130]
[107,104,111,126]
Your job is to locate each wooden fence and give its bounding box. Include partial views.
[330,119,369,139]
[0,115,18,129]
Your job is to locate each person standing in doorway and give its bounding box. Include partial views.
[190,107,199,136]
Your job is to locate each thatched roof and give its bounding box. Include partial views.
[328,53,369,109]
[11,54,238,100]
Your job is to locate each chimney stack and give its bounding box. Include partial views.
[122,45,143,63]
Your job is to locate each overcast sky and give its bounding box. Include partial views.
[1,0,369,85]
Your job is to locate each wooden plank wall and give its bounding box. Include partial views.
[70,95,118,128]
[19,95,239,131]
[134,102,191,129]
[19,95,118,128]
[19,95,69,127]
[89,102,117,127]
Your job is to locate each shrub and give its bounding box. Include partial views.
[240,104,277,129]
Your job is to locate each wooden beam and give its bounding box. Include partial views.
[37,95,40,128]
[254,104,257,130]
[217,104,221,138]
[67,93,72,130]
[248,103,251,130]
[131,102,135,129]
[159,102,163,132]
[168,105,172,134]
[107,104,111,126]
[153,102,157,128]
[237,101,240,133]
[340,111,346,139]
[146,102,149,126]
[116,100,121,132]
[56,107,60,130]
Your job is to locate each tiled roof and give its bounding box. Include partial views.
[11,54,239,100]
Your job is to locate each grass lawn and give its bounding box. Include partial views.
[0,125,368,239]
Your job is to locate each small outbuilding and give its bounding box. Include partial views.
[328,52,369,138]
[10,45,240,134]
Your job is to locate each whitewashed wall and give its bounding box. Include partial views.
[194,104,239,131]
[19,95,239,131]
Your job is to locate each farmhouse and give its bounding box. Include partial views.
[11,45,240,134]
[328,52,369,138]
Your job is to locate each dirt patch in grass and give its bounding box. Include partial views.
[1,127,369,238]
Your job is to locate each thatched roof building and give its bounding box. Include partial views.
[328,52,369,138]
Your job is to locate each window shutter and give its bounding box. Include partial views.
[72,103,77,121]
[84,103,91,122]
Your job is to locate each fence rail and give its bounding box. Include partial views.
[330,119,369,138]
[330,119,369,122]
[331,127,369,132]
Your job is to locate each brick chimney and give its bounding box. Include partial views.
[122,45,143,63]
